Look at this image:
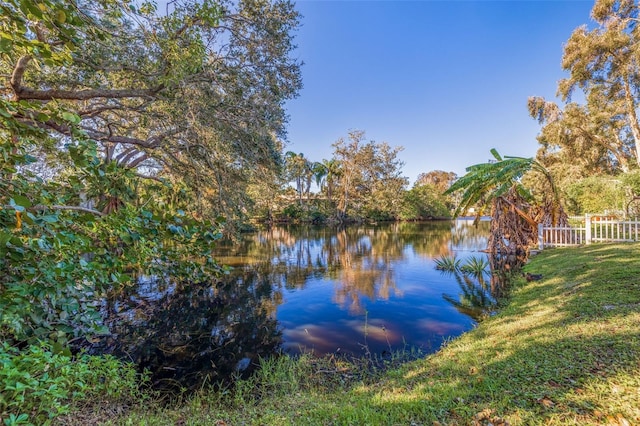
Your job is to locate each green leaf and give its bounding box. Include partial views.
[36,112,50,122]
[0,37,12,53]
[55,10,66,24]
[24,154,37,164]
[23,1,44,19]
[61,111,80,124]
[94,325,110,335]
[0,232,11,248]
[41,215,59,223]
[11,195,32,208]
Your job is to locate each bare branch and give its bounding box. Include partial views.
[127,153,149,168]
[4,204,104,216]
[14,86,163,101]
[134,172,164,183]
[10,56,32,95]
[11,57,161,104]
[78,104,128,117]
[114,146,139,163]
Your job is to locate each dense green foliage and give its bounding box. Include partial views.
[0,1,298,423]
[0,132,224,345]
[0,343,142,425]
[399,184,450,220]
[1,0,302,225]
[564,176,626,215]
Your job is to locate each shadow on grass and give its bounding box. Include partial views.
[106,244,640,425]
[339,333,640,425]
[307,244,640,425]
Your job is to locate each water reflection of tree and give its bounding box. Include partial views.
[393,221,453,258]
[393,220,491,259]
[440,252,521,321]
[488,253,524,299]
[449,219,491,251]
[327,227,406,314]
[100,270,281,391]
[216,222,490,315]
[215,225,329,289]
[442,267,497,321]
[98,222,493,388]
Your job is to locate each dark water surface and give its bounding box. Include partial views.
[99,220,491,389]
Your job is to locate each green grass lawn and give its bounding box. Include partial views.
[79,244,640,425]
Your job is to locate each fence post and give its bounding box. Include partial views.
[585,214,592,244]
[538,223,544,250]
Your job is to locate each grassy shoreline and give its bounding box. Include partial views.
[79,244,640,425]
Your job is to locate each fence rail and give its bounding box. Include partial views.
[538,215,640,248]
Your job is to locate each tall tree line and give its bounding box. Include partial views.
[276,130,454,223]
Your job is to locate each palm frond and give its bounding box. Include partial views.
[459,256,489,276]
[434,255,461,272]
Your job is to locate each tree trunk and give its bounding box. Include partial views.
[623,76,640,167]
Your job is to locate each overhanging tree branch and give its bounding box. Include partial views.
[14,86,162,101]
[3,204,105,216]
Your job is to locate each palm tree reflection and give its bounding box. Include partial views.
[440,256,499,321]
[439,249,523,321]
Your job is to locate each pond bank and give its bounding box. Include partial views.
[70,244,640,425]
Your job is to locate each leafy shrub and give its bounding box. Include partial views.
[0,343,144,425]
[0,137,224,346]
[621,169,640,195]
[0,196,224,346]
[400,185,450,220]
[564,175,626,215]
[364,208,394,222]
[281,203,303,220]
[308,209,327,223]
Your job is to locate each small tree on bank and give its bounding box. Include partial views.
[446,149,568,259]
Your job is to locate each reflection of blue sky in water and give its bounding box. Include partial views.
[104,220,491,388]
[271,220,488,356]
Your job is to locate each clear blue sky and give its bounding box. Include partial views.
[284,0,595,185]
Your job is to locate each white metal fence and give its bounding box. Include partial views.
[538,214,640,248]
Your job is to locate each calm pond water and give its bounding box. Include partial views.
[98,219,493,389]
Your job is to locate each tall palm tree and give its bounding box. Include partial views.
[285,151,309,205]
[312,162,328,192]
[303,161,315,202]
[321,158,341,203]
